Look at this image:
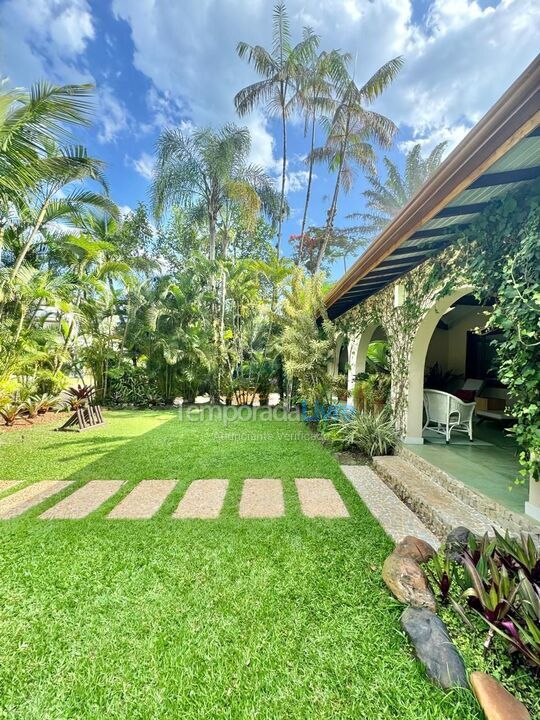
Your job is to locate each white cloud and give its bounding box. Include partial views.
[398,123,470,155]
[0,0,94,87]
[118,205,133,218]
[96,86,131,143]
[127,152,155,180]
[286,170,316,194]
[378,0,540,151]
[112,0,539,162]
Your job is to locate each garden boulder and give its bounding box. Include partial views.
[382,552,436,611]
[394,535,436,564]
[400,607,468,690]
[446,526,475,562]
[470,672,530,720]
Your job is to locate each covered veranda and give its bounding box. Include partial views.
[324,56,540,524]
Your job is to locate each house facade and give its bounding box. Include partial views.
[325,56,540,522]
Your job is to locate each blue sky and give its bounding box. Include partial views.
[1,0,539,278]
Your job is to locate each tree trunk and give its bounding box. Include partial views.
[314,124,348,275]
[276,87,287,259]
[11,198,50,278]
[298,112,316,262]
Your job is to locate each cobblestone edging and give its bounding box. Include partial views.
[372,455,508,540]
[398,446,540,537]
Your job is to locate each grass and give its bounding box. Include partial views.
[0,408,484,719]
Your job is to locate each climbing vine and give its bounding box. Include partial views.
[338,181,540,483]
[454,183,540,483]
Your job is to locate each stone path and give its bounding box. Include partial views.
[0,477,356,521]
[0,481,73,519]
[173,479,229,519]
[41,481,123,519]
[108,480,176,519]
[295,478,349,518]
[239,478,284,518]
[0,480,19,493]
[342,465,440,548]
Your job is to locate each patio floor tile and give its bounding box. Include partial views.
[239,478,284,518]
[41,481,123,519]
[107,480,176,519]
[173,479,228,519]
[295,478,349,518]
[0,481,73,519]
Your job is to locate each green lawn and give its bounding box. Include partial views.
[0,409,482,719]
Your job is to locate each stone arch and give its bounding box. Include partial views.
[346,321,389,401]
[404,285,474,443]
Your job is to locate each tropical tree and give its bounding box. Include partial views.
[279,267,335,408]
[152,123,275,271]
[235,5,319,256]
[348,141,448,240]
[8,142,118,278]
[0,81,95,267]
[290,50,346,251]
[0,82,94,200]
[311,54,403,273]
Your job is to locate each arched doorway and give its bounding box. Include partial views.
[403,286,503,443]
[347,323,391,409]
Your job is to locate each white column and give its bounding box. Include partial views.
[525,476,540,522]
[347,334,360,404]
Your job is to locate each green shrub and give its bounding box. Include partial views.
[35,370,70,396]
[0,403,25,426]
[107,364,159,406]
[352,373,391,413]
[320,407,398,457]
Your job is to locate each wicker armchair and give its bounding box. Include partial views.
[423,389,476,443]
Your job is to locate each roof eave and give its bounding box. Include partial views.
[324,55,540,315]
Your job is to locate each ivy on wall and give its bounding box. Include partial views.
[338,181,540,483]
[454,182,540,483]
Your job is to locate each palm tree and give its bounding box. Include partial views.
[235,5,319,257]
[347,142,448,240]
[153,123,274,268]
[290,50,347,254]
[9,142,118,278]
[0,81,94,265]
[0,82,94,197]
[312,55,403,274]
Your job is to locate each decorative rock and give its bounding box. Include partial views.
[400,607,468,689]
[470,672,530,720]
[382,552,436,611]
[394,535,437,564]
[446,526,475,562]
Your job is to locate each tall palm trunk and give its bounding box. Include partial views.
[298,111,316,262]
[276,89,287,259]
[314,114,350,275]
[314,140,346,275]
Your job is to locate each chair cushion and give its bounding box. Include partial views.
[454,389,475,403]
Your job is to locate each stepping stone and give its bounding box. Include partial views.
[41,481,123,519]
[295,478,349,518]
[0,480,19,493]
[107,480,176,519]
[0,481,73,519]
[173,479,228,519]
[239,478,284,518]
